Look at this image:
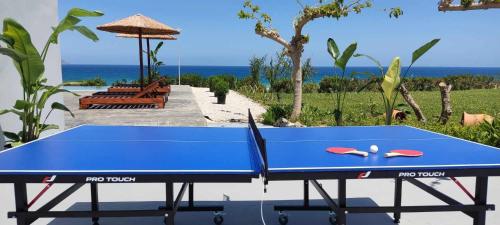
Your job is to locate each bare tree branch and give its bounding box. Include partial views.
[255,24,291,50]
[293,0,364,39]
[439,1,500,11]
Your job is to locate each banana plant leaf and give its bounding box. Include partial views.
[412,39,440,64]
[335,43,357,71]
[0,47,27,61]
[154,41,164,53]
[72,26,99,42]
[13,100,33,110]
[354,53,384,75]
[381,57,401,101]
[51,102,75,118]
[37,84,78,109]
[0,109,24,117]
[2,19,45,90]
[327,38,340,60]
[0,34,14,46]
[49,8,103,44]
[3,131,20,142]
[40,124,59,133]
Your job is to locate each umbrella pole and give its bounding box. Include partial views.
[139,31,144,91]
[147,38,151,85]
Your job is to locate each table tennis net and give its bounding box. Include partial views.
[248,110,268,175]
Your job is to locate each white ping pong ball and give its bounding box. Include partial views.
[370,145,379,153]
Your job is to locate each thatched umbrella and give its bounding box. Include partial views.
[97,14,179,90]
[117,34,177,85]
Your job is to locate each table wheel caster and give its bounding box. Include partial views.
[278,212,288,225]
[213,214,224,225]
[163,215,173,225]
[329,211,337,225]
[329,215,337,225]
[213,211,224,225]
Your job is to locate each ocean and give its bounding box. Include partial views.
[63,64,500,84]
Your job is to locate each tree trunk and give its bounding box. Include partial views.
[290,51,303,121]
[438,81,453,124]
[399,83,427,123]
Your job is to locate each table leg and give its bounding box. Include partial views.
[304,180,309,208]
[165,182,174,225]
[188,183,194,208]
[91,183,99,225]
[14,183,28,225]
[337,179,347,225]
[473,177,488,225]
[394,178,403,223]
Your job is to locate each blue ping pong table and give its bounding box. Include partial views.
[0,112,499,225]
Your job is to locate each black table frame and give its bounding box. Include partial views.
[269,175,495,225]
[3,174,256,225]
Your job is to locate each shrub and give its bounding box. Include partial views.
[111,79,128,86]
[65,76,107,86]
[113,76,175,86]
[299,104,331,126]
[319,76,342,93]
[409,120,500,148]
[207,75,237,91]
[86,77,106,86]
[316,75,498,93]
[208,76,221,92]
[237,75,258,88]
[270,78,294,93]
[443,75,496,90]
[237,75,267,96]
[237,84,266,95]
[180,74,207,87]
[477,120,500,147]
[303,83,319,93]
[214,79,229,97]
[216,74,237,89]
[161,76,177,85]
[405,77,435,91]
[262,104,293,125]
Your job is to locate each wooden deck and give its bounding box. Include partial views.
[64,85,206,128]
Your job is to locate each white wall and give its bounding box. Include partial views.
[0,0,64,139]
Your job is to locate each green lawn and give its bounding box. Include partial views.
[240,89,500,146]
[242,89,499,125]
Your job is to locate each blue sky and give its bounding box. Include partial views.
[59,0,500,67]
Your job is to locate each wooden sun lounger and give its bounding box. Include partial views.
[113,83,141,87]
[80,81,166,109]
[108,80,171,95]
[92,91,137,96]
[90,91,170,104]
[108,85,170,94]
[95,79,170,96]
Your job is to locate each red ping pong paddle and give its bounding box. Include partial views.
[384,150,423,158]
[326,147,369,157]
